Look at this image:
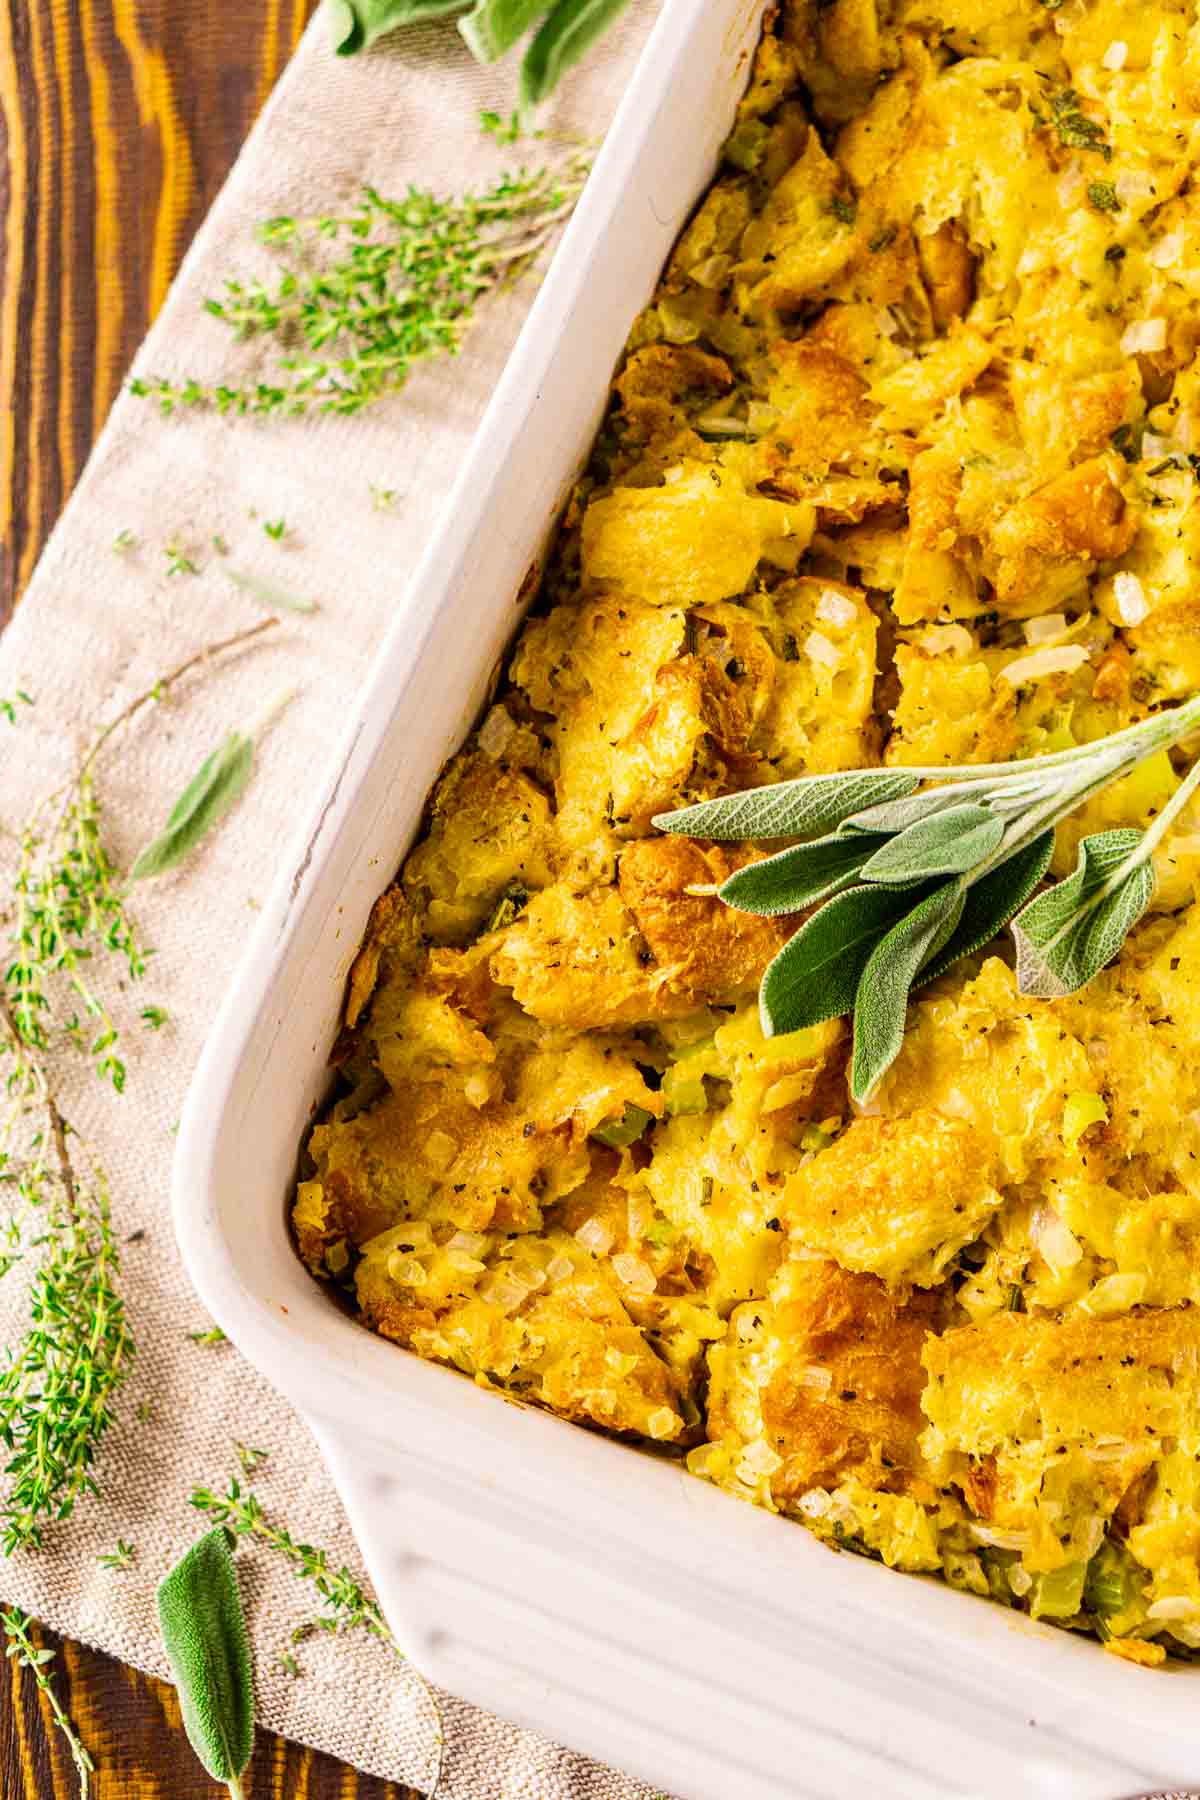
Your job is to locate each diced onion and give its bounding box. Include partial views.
[805,630,842,672]
[738,1438,784,1476]
[798,1364,832,1394]
[1147,1597,1200,1623]
[648,1407,682,1441]
[546,1252,575,1285]
[1116,169,1157,206]
[999,644,1090,687]
[446,1249,487,1274]
[477,705,515,759]
[1150,230,1185,270]
[919,623,974,656]
[362,1219,432,1256]
[1031,1206,1083,1271]
[1101,39,1128,71]
[1081,1273,1146,1317]
[689,252,734,290]
[1121,318,1167,355]
[447,1229,488,1257]
[762,1073,816,1114]
[612,1252,657,1295]
[1022,612,1069,646]
[1009,1566,1033,1597]
[575,1216,615,1257]
[968,1524,1032,1550]
[480,1271,534,1314]
[816,588,858,628]
[1087,1435,1137,1462]
[387,1252,428,1287]
[1113,571,1148,626]
[423,1129,457,1172]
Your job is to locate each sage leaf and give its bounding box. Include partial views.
[760,883,920,1037]
[859,804,1005,885]
[1011,829,1153,999]
[851,881,966,1101]
[461,0,552,59]
[227,569,318,615]
[520,0,635,107]
[130,733,254,881]
[655,770,918,844]
[718,833,888,916]
[158,1528,254,1792]
[327,0,467,55]
[920,829,1054,985]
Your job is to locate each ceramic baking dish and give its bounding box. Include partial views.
[172,4,1200,1794]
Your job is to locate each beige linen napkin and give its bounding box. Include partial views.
[0,8,668,1794]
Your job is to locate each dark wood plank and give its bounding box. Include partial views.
[0,1616,422,1797]
[0,0,318,621]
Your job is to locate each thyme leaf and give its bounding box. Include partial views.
[130,157,591,420]
[2,1609,95,1796]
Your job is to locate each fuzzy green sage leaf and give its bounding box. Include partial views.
[858,803,1005,885]
[1011,829,1153,999]
[851,880,966,1099]
[158,1528,254,1795]
[655,769,918,844]
[519,0,636,109]
[328,0,467,56]
[759,882,918,1038]
[919,830,1054,986]
[719,832,888,916]
[461,0,551,60]
[129,733,254,881]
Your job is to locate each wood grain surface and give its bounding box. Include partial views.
[0,1617,420,1797]
[0,0,315,620]
[0,3,422,1793]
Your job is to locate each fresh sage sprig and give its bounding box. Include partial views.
[327,0,634,108]
[130,691,293,882]
[158,1528,255,1798]
[657,694,1200,1100]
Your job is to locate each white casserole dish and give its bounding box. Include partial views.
[172,4,1200,1794]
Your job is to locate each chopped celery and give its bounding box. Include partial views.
[723,119,770,173]
[1062,1090,1107,1150]
[1084,1540,1144,1619]
[590,1103,655,1150]
[662,1044,714,1117]
[1032,1559,1087,1619]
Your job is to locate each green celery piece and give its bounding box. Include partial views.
[590,1102,654,1149]
[1032,1559,1088,1620]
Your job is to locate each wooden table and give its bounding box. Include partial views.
[0,4,420,1793]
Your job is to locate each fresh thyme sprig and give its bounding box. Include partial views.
[659,694,1200,1100]
[129,154,591,419]
[5,617,279,1089]
[191,1472,445,1795]
[0,1002,132,1554]
[2,1607,95,1796]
